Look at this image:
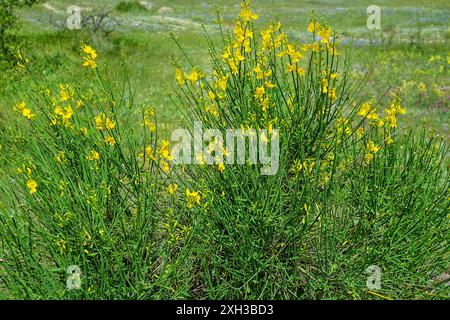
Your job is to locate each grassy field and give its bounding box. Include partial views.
[0,0,449,300]
[2,0,448,132]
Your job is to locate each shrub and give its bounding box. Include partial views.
[0,46,179,298]
[115,1,147,13]
[170,1,449,298]
[0,0,42,66]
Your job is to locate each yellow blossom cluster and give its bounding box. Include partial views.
[13,101,35,120]
[95,112,116,131]
[17,162,38,194]
[81,44,97,69]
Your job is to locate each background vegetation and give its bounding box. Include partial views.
[0,0,448,299]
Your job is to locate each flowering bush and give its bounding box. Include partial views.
[0,1,448,299]
[170,1,449,299]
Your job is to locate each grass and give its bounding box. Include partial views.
[115,1,148,13]
[0,0,449,299]
[7,1,449,132]
[7,0,447,138]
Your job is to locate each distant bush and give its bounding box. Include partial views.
[115,1,147,13]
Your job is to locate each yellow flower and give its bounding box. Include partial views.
[254,86,265,101]
[185,70,199,84]
[195,152,206,165]
[285,44,303,63]
[145,146,155,158]
[234,50,245,62]
[261,24,274,49]
[95,114,104,129]
[205,104,219,116]
[167,183,178,194]
[358,101,373,118]
[311,41,320,52]
[83,57,97,68]
[185,188,201,208]
[218,75,228,91]
[54,106,74,126]
[217,162,225,173]
[208,90,216,101]
[222,147,231,158]
[307,21,320,33]
[254,63,264,79]
[328,87,336,102]
[321,78,328,94]
[140,145,156,161]
[158,140,173,161]
[274,33,287,48]
[222,45,232,61]
[385,114,397,128]
[375,119,384,127]
[55,151,66,164]
[161,160,170,173]
[240,3,258,22]
[264,81,276,89]
[367,140,380,153]
[80,127,88,136]
[261,96,270,112]
[356,127,364,138]
[59,83,72,102]
[176,68,185,85]
[16,49,29,68]
[82,44,97,59]
[291,159,303,174]
[317,27,331,43]
[364,153,374,163]
[13,101,35,120]
[297,67,305,75]
[56,238,67,251]
[95,112,116,131]
[229,59,238,75]
[105,118,115,130]
[387,99,406,115]
[143,108,156,131]
[260,131,268,143]
[367,109,379,121]
[417,82,427,94]
[86,150,100,161]
[27,179,38,194]
[65,106,74,118]
[386,136,394,145]
[384,99,405,129]
[287,64,305,75]
[17,163,34,177]
[81,44,97,69]
[104,136,116,146]
[22,108,36,120]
